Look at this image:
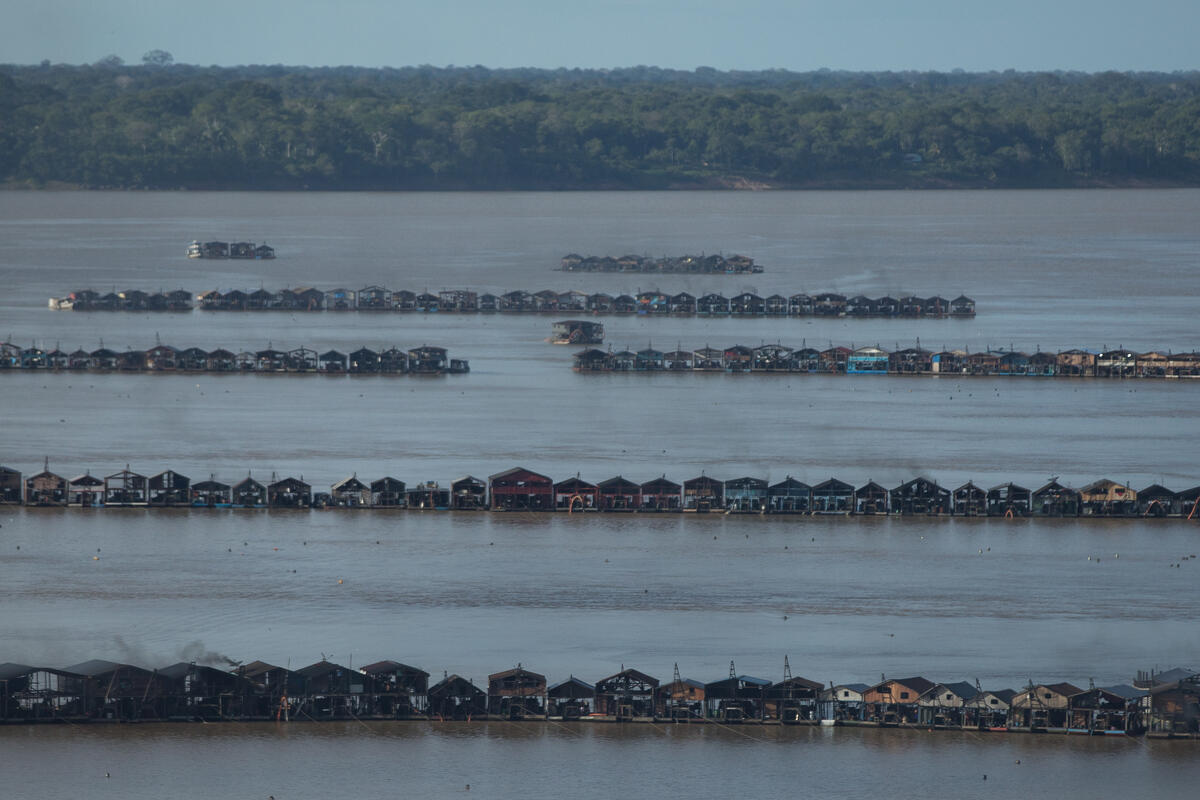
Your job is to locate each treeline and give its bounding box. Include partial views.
[1,62,1199,189]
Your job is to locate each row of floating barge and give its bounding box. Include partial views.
[559,253,763,273]
[2,658,1197,737]
[0,342,467,375]
[573,342,1200,378]
[49,287,975,317]
[185,240,274,259]
[3,464,1198,518]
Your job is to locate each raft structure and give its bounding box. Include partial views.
[558,252,763,273]
[3,463,1198,518]
[0,658,1196,737]
[0,342,467,375]
[573,342,1200,378]
[47,287,975,318]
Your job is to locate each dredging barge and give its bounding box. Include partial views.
[1,659,1195,737]
[3,463,1197,517]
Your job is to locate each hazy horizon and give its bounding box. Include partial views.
[7,0,1197,73]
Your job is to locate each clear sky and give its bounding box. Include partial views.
[5,0,1197,72]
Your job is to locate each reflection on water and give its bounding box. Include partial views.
[1,721,1198,800]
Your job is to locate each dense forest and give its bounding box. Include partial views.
[1,60,1199,190]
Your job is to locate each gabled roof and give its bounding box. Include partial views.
[240,660,285,678]
[1101,684,1147,700]
[488,466,552,483]
[548,676,596,697]
[488,666,547,683]
[359,660,428,677]
[932,681,979,701]
[869,676,937,697]
[295,660,348,679]
[0,662,37,680]
[331,475,368,493]
[64,659,126,677]
[595,668,659,689]
[597,475,640,492]
[428,674,484,696]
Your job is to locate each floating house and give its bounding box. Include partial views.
[658,670,706,720]
[1010,683,1084,731]
[594,668,659,719]
[596,476,640,511]
[190,477,232,507]
[854,481,890,514]
[664,349,693,370]
[918,682,979,727]
[489,467,554,511]
[723,345,753,372]
[692,347,724,371]
[752,344,792,372]
[767,477,811,513]
[724,477,767,513]
[704,668,771,721]
[890,477,950,515]
[267,477,312,508]
[0,466,21,504]
[450,476,487,510]
[407,481,449,509]
[370,477,406,508]
[294,660,379,718]
[1136,484,1179,517]
[640,476,681,511]
[766,673,824,722]
[1032,480,1081,516]
[158,662,252,720]
[847,346,890,374]
[548,676,595,719]
[952,481,987,516]
[238,661,304,718]
[1078,479,1137,516]
[683,475,724,512]
[863,676,936,725]
[0,663,87,721]
[964,688,1016,729]
[358,661,429,717]
[357,286,391,310]
[330,475,371,507]
[104,467,147,506]
[669,292,696,314]
[1067,685,1145,734]
[427,675,486,720]
[987,483,1031,517]
[551,320,604,344]
[487,667,546,719]
[819,683,870,722]
[573,348,610,372]
[148,470,190,506]
[318,350,347,372]
[697,293,730,315]
[232,475,267,507]
[66,660,163,721]
[811,478,853,513]
[1143,673,1200,736]
[68,473,104,507]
